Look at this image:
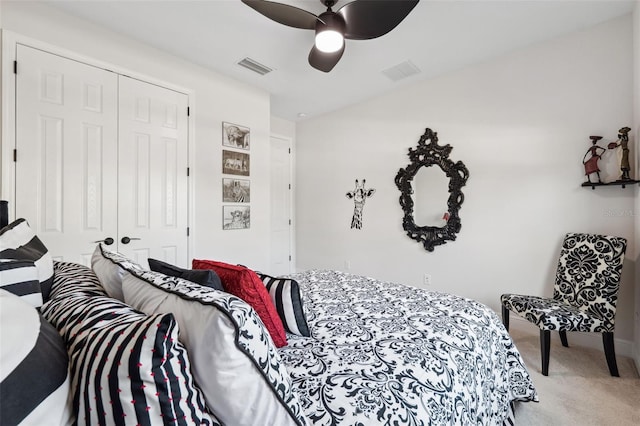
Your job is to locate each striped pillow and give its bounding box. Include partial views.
[49,261,107,301]
[0,290,73,426]
[41,264,216,426]
[257,273,310,337]
[0,219,54,301]
[0,259,43,307]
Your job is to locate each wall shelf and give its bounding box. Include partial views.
[581,180,640,190]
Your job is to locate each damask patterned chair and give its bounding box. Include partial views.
[501,233,627,376]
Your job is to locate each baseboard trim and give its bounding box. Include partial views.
[508,316,634,358]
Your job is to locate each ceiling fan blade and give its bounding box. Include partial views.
[338,0,419,40]
[308,44,345,73]
[242,0,319,30]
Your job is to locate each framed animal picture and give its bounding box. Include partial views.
[222,178,250,203]
[222,121,250,150]
[222,150,250,176]
[223,205,250,230]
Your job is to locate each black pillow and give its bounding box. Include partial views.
[148,258,224,291]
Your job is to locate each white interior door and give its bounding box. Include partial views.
[117,76,189,268]
[270,136,292,275]
[15,45,119,265]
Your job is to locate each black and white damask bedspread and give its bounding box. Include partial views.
[278,270,538,425]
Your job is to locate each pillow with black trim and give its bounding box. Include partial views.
[148,258,224,291]
[0,218,54,301]
[0,289,73,426]
[40,264,216,426]
[256,273,310,337]
[91,243,144,301]
[0,259,43,308]
[121,268,308,426]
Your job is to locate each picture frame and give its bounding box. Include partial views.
[222,121,250,150]
[222,178,250,203]
[222,150,250,176]
[223,205,250,230]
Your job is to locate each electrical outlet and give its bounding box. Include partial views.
[345,260,351,270]
[423,273,432,286]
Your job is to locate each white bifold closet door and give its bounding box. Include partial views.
[15,45,189,267]
[16,45,119,265]
[117,76,188,267]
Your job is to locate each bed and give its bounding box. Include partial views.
[279,270,538,425]
[1,217,537,425]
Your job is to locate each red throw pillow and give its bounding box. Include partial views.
[192,259,287,347]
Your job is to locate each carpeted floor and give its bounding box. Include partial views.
[509,326,640,425]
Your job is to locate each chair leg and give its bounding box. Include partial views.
[501,304,509,331]
[540,329,550,376]
[602,332,619,377]
[559,330,569,347]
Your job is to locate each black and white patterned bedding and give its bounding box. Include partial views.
[278,270,538,425]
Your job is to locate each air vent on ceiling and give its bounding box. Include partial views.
[237,57,273,75]
[381,60,421,82]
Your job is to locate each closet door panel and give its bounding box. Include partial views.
[16,45,118,264]
[117,76,189,268]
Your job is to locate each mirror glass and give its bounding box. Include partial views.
[412,165,449,227]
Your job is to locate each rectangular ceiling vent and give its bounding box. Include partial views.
[382,60,421,82]
[237,57,273,76]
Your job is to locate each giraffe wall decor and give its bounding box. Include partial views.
[346,179,375,229]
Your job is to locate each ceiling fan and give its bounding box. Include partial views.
[241,0,420,72]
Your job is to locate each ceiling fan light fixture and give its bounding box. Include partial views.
[315,29,344,53]
[314,11,346,53]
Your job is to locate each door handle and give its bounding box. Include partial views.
[121,236,141,245]
[93,237,115,246]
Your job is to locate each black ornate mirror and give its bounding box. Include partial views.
[395,128,469,251]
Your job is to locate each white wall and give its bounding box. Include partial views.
[271,116,296,140]
[633,0,640,368]
[0,2,273,271]
[296,16,637,344]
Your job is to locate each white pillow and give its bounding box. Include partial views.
[121,269,308,426]
[90,244,143,301]
[0,290,73,426]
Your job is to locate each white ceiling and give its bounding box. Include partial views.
[44,0,635,122]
